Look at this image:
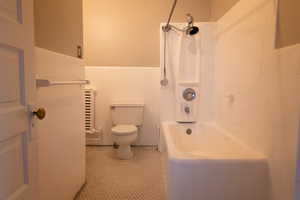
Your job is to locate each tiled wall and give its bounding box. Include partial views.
[85,66,160,145]
[214,0,300,199]
[35,47,85,199]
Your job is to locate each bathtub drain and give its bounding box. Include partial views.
[186,128,192,135]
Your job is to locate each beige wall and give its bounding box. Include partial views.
[33,0,300,61]
[83,0,211,67]
[210,0,239,20]
[210,0,300,48]
[277,0,300,48]
[34,0,83,58]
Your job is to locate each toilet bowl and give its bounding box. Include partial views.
[110,102,144,159]
[111,125,138,159]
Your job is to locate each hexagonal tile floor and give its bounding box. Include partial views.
[75,146,166,200]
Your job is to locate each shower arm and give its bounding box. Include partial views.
[168,24,188,33]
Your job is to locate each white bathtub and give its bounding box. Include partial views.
[160,122,269,200]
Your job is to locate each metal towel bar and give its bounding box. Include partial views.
[36,79,90,87]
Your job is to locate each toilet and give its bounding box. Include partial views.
[111,102,144,159]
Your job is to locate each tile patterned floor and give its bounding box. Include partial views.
[75,146,166,200]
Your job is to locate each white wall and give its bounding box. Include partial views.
[35,47,85,200]
[85,66,160,146]
[160,23,216,123]
[214,0,299,199]
[279,44,300,200]
[215,0,279,158]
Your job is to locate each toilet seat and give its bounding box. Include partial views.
[111,125,137,136]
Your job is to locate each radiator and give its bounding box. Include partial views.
[84,89,101,145]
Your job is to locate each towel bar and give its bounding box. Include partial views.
[36,79,90,87]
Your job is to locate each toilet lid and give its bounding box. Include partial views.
[112,125,137,136]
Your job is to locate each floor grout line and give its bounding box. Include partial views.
[75,146,166,200]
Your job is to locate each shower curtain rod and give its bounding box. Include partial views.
[164,0,178,31]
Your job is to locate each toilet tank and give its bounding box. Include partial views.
[111,102,144,126]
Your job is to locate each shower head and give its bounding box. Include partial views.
[162,5,199,36]
[185,13,199,35]
[186,26,199,35]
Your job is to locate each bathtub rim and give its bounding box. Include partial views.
[160,121,267,162]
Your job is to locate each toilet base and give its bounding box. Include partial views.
[117,144,133,159]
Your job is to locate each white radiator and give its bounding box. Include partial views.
[84,89,101,145]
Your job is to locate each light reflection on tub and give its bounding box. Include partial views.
[160,122,270,200]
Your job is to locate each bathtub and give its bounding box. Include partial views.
[160,122,269,200]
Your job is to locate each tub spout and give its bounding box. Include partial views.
[184,106,190,114]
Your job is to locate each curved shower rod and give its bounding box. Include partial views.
[162,0,199,35]
[162,0,178,32]
[161,0,178,86]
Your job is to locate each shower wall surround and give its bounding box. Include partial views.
[160,23,216,123]
[85,67,160,145]
[160,0,300,199]
[214,0,299,199]
[211,0,300,48]
[278,44,300,200]
[215,0,279,157]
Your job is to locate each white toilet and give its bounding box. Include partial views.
[111,102,144,159]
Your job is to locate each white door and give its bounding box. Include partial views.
[0,0,38,199]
